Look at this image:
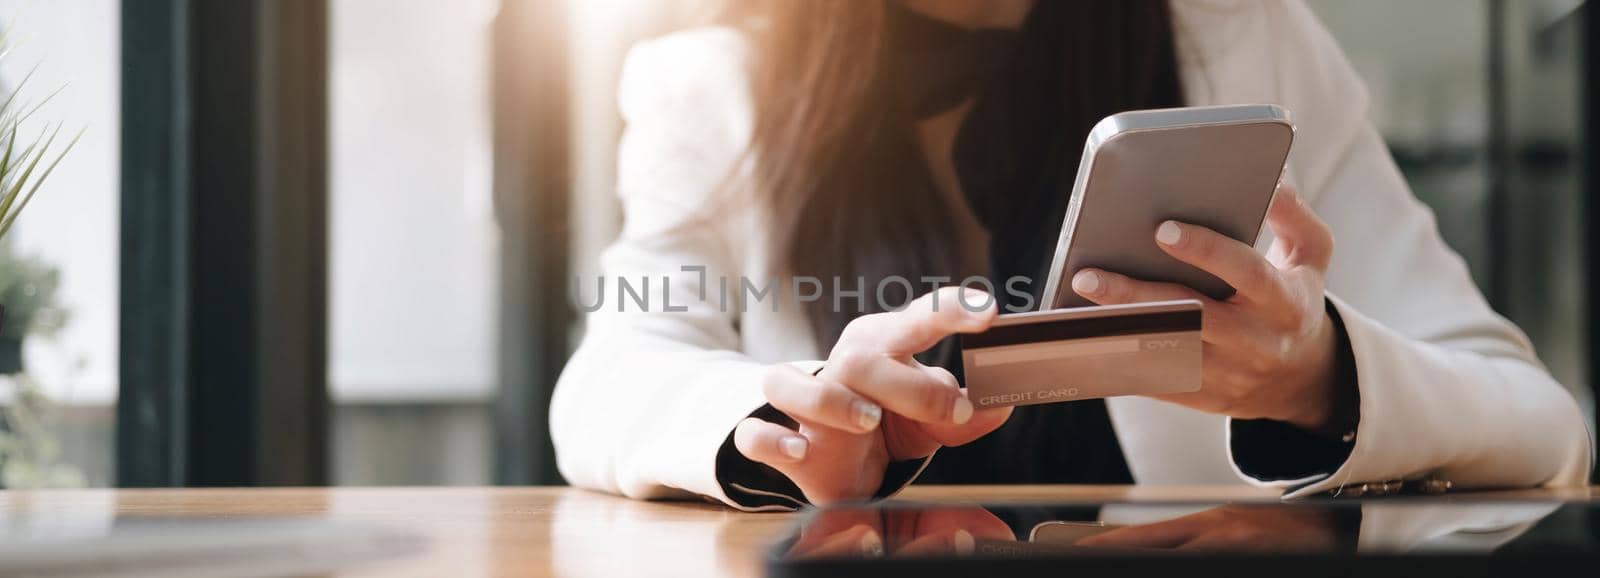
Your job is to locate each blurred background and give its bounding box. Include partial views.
[0,0,1594,489]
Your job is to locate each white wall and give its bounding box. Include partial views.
[328,0,501,402]
[1,0,508,407]
[1306,0,1488,148]
[1,0,120,405]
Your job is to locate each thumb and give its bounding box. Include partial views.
[850,286,998,356]
[1265,184,1334,272]
[910,387,1012,451]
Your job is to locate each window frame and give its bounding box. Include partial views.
[118,0,329,487]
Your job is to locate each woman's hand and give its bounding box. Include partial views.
[1071,184,1352,434]
[734,287,1013,505]
[785,506,1014,559]
[1076,505,1346,552]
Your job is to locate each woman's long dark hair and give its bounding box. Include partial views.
[725,1,1184,353]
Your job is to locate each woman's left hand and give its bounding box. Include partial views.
[1075,505,1345,552]
[1070,183,1349,434]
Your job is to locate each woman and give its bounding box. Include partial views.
[551,0,1593,511]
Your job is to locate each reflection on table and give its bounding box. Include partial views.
[0,485,1594,577]
[779,500,1574,561]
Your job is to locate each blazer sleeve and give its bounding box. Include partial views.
[1212,1,1595,491]
[1231,121,1594,496]
[549,30,817,511]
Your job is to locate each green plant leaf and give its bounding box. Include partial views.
[0,123,70,236]
[0,123,18,204]
[15,82,67,126]
[0,140,45,217]
[0,63,39,117]
[0,124,53,227]
[0,126,78,239]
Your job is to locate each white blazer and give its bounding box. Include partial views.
[550,0,1594,510]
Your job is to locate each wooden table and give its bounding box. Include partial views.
[1,485,1594,577]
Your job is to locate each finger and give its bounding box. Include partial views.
[919,362,961,389]
[797,509,882,548]
[893,529,977,558]
[792,523,885,560]
[1147,344,1263,415]
[1264,184,1334,271]
[826,352,973,425]
[733,417,810,467]
[843,287,997,356]
[916,508,1016,542]
[1072,271,1262,351]
[911,367,1012,447]
[764,365,884,434]
[1076,513,1213,549]
[913,389,1012,447]
[1153,220,1293,311]
[1177,530,1276,553]
[1071,268,1210,306]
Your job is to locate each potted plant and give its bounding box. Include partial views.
[0,243,75,489]
[0,245,63,373]
[0,29,83,489]
[0,66,81,337]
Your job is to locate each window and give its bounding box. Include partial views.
[1311,0,1590,416]
[0,0,120,487]
[328,0,501,485]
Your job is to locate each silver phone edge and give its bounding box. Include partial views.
[1038,131,1098,309]
[1040,104,1294,311]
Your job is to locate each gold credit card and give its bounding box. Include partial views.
[960,300,1203,409]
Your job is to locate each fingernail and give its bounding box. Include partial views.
[1072,270,1101,295]
[1282,184,1301,203]
[952,529,976,555]
[967,303,991,319]
[961,290,993,319]
[1156,221,1183,246]
[951,396,973,425]
[853,399,882,430]
[780,436,808,460]
[860,528,884,557]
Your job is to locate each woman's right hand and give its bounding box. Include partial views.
[786,506,1014,559]
[733,287,1014,505]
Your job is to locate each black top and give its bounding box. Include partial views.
[894,1,1186,485]
[903,2,1358,486]
[713,1,1192,505]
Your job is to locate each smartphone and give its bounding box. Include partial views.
[1038,105,1294,310]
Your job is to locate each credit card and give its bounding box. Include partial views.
[960,300,1202,409]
